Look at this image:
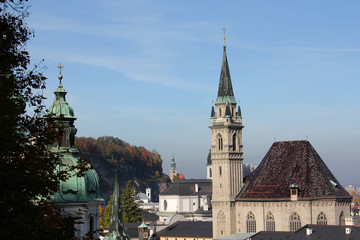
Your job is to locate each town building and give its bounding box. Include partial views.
[210,39,352,238]
[158,179,212,222]
[48,66,103,238]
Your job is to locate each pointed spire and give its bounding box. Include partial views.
[211,100,216,118]
[236,101,242,118]
[104,170,131,240]
[216,35,236,105]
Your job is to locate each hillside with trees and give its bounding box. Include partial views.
[76,136,170,202]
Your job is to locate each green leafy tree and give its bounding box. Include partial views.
[0,1,91,239]
[121,181,142,222]
[100,195,113,229]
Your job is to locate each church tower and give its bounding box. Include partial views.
[48,64,103,238]
[210,36,244,238]
[169,155,177,182]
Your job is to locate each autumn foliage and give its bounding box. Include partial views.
[76,136,164,182]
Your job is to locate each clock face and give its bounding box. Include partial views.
[143,232,149,238]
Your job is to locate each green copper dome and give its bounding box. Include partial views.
[48,84,76,119]
[52,152,103,203]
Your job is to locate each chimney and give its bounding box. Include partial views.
[195,183,199,193]
[345,227,352,235]
[306,228,313,235]
[204,203,208,211]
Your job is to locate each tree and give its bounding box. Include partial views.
[121,181,142,222]
[0,1,90,239]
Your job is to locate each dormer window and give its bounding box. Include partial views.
[289,183,299,201]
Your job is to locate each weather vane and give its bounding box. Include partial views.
[57,63,64,85]
[223,27,227,46]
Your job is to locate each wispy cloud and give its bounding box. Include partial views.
[30,47,212,91]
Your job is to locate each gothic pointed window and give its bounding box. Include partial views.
[317,212,327,225]
[217,210,226,236]
[339,211,345,225]
[232,134,237,151]
[266,212,275,231]
[246,211,256,233]
[217,134,223,151]
[289,212,301,232]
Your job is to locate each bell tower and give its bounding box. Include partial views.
[210,34,244,238]
[169,155,177,182]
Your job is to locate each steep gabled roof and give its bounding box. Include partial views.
[237,141,351,200]
[160,179,212,196]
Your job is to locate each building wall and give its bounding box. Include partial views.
[159,195,208,213]
[233,199,351,233]
[59,202,100,239]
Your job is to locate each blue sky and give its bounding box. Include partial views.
[28,0,360,185]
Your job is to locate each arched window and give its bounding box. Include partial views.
[217,210,226,236]
[217,134,223,151]
[339,211,345,225]
[246,211,256,233]
[219,166,222,176]
[232,134,237,151]
[317,212,327,225]
[89,215,94,233]
[209,168,212,178]
[289,212,301,232]
[266,212,275,231]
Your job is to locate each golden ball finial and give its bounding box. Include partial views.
[58,74,63,80]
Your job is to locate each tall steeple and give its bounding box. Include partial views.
[216,32,236,105]
[210,33,244,238]
[104,171,131,240]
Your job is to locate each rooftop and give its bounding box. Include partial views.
[156,221,212,238]
[237,140,351,200]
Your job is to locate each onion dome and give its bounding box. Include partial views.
[48,84,76,119]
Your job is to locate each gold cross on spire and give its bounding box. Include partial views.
[57,63,64,85]
[223,27,227,46]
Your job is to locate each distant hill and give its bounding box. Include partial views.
[76,136,170,202]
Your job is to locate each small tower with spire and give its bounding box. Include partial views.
[169,155,177,182]
[210,31,244,238]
